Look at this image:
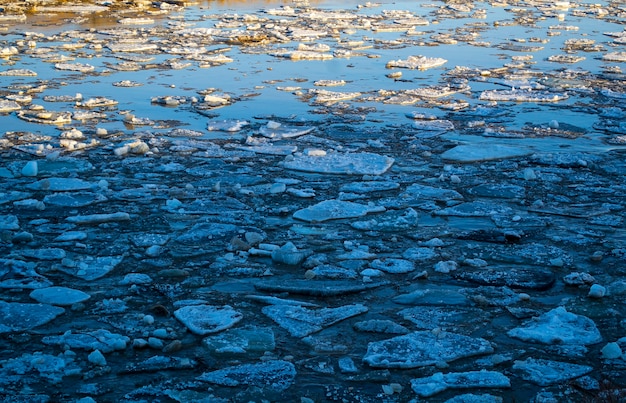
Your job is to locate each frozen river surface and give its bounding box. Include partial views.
[1,0,626,402]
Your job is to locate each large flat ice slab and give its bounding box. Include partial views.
[442,144,533,162]
[293,199,385,223]
[198,360,296,392]
[263,304,368,337]
[363,331,493,368]
[0,301,64,333]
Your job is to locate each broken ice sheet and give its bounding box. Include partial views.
[174,304,243,335]
[410,371,511,397]
[198,360,296,392]
[203,327,275,354]
[258,121,314,139]
[284,151,394,175]
[512,358,592,386]
[386,55,447,70]
[441,144,533,162]
[42,329,129,352]
[293,199,385,223]
[363,331,493,369]
[507,306,602,345]
[0,301,64,333]
[262,304,368,338]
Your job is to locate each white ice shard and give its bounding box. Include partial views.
[174,304,243,335]
[285,152,394,175]
[507,306,602,345]
[479,89,568,102]
[363,331,493,368]
[512,358,593,386]
[410,370,511,397]
[29,286,90,306]
[293,199,385,223]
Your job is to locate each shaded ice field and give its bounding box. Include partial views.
[1,0,626,401]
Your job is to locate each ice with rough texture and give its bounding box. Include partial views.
[26,177,92,191]
[174,305,243,335]
[43,329,129,352]
[0,301,64,333]
[507,306,602,345]
[370,258,416,274]
[0,352,81,385]
[387,55,447,70]
[29,286,91,306]
[293,199,385,223]
[198,360,296,392]
[203,327,275,354]
[410,370,511,397]
[57,255,124,281]
[263,304,368,337]
[512,358,593,386]
[363,331,493,368]
[284,152,394,175]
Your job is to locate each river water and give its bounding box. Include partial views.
[1,0,626,402]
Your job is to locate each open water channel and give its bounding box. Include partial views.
[1,0,626,402]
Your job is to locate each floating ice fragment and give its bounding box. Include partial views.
[363,331,493,368]
[479,89,569,102]
[174,305,243,335]
[0,301,64,333]
[370,258,416,274]
[386,55,447,70]
[442,144,533,162]
[198,360,296,392]
[207,119,249,132]
[66,212,130,225]
[0,100,21,112]
[29,286,90,306]
[285,152,394,175]
[507,306,602,345]
[54,63,95,73]
[258,121,314,139]
[410,370,511,397]
[293,199,385,223]
[203,327,275,354]
[512,358,592,386]
[263,304,368,337]
[43,329,129,352]
[26,177,92,192]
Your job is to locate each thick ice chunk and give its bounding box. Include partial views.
[387,55,447,70]
[363,331,493,368]
[174,304,243,335]
[507,306,601,345]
